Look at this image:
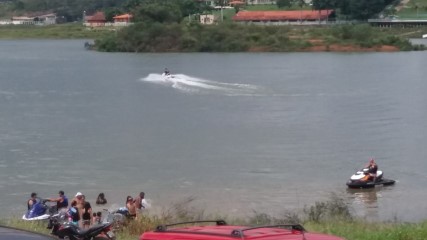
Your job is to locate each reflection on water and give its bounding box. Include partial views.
[347,188,379,206]
[347,188,379,220]
[346,185,396,220]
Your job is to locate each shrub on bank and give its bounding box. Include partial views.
[94,23,416,52]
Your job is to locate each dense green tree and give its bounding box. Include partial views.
[177,0,208,17]
[277,0,292,9]
[12,0,25,10]
[133,1,182,23]
[104,7,123,21]
[312,0,336,10]
[348,0,384,20]
[295,0,305,8]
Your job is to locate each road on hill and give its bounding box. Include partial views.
[0,226,55,240]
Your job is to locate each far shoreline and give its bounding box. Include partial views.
[2,23,426,53]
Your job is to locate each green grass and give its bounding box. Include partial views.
[397,0,427,19]
[0,23,112,39]
[244,3,313,11]
[3,196,427,240]
[211,9,237,23]
[5,214,427,240]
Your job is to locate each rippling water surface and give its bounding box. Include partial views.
[1,40,427,221]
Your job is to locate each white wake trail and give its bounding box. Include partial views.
[141,73,260,96]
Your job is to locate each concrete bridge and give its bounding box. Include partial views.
[368,19,427,27]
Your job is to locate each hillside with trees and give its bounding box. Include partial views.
[0,0,128,21]
[0,0,402,21]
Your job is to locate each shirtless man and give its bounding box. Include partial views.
[134,192,146,219]
[126,196,137,219]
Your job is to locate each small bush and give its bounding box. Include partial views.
[304,193,352,223]
[95,35,118,52]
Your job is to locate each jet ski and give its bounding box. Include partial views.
[162,72,175,80]
[346,168,395,189]
[22,198,57,221]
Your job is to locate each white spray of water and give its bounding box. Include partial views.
[141,73,260,96]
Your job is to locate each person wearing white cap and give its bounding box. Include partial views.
[74,192,84,226]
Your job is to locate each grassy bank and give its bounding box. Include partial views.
[0,23,110,39]
[3,195,427,240]
[397,0,427,19]
[94,22,420,52]
[5,217,427,240]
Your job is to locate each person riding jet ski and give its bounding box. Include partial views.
[164,68,170,76]
[346,158,395,188]
[364,158,378,182]
[27,192,38,210]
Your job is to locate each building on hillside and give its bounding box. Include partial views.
[113,13,133,26]
[84,11,107,27]
[11,16,36,25]
[246,0,276,4]
[0,20,12,25]
[232,10,334,25]
[200,14,215,24]
[196,0,215,6]
[11,13,57,25]
[36,13,57,25]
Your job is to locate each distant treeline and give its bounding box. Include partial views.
[1,0,399,21]
[0,0,209,22]
[1,0,127,21]
[288,0,399,20]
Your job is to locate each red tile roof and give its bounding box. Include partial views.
[86,11,106,22]
[233,10,333,21]
[113,14,133,20]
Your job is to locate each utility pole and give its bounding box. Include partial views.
[83,10,86,26]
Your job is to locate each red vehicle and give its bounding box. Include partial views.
[140,220,344,240]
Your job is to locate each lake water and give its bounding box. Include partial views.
[1,40,427,222]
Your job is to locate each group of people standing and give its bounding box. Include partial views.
[64,192,97,228]
[27,190,147,228]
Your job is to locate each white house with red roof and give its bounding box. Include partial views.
[84,12,133,27]
[113,14,133,26]
[84,11,107,27]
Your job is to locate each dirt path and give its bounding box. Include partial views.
[396,0,411,11]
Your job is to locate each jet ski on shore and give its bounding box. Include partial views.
[346,168,395,188]
[22,198,57,221]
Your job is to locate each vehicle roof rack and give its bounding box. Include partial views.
[155,220,228,232]
[230,224,306,238]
